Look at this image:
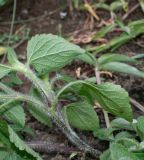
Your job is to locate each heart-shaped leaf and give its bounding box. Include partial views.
[64,101,99,131]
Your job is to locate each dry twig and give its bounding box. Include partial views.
[122,3,140,20]
[130,98,144,113]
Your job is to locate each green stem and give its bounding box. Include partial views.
[41,75,51,91]
[11,62,101,157]
[53,114,101,157]
[12,62,54,104]
[0,93,46,109]
[0,82,15,94]
[0,100,15,113]
[25,69,54,103]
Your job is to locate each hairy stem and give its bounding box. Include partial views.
[13,62,54,105]
[52,113,101,157]
[0,93,46,109]
[0,82,15,94]
[0,91,101,157]
[12,62,101,157]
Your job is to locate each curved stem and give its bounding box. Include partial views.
[12,62,101,157]
[0,91,101,157]
[25,69,101,157]
[12,62,54,105]
[52,112,101,157]
[0,93,46,109]
[0,82,15,94]
[25,69,54,102]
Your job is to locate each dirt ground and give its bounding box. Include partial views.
[0,0,144,159]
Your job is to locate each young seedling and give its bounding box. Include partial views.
[0,34,144,159]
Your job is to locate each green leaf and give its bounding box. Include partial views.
[0,64,12,79]
[110,1,122,11]
[92,24,116,40]
[58,81,132,121]
[79,82,132,121]
[139,0,144,12]
[132,54,144,59]
[8,72,23,85]
[94,2,110,11]
[28,104,52,127]
[0,120,42,160]
[51,74,75,85]
[73,0,80,9]
[0,47,7,56]
[27,34,85,73]
[8,127,42,160]
[136,116,144,140]
[100,150,111,160]
[95,83,132,121]
[115,138,140,150]
[111,118,134,131]
[0,0,10,7]
[134,152,144,160]
[92,20,144,53]
[0,82,14,94]
[3,152,23,160]
[28,87,52,127]
[121,0,128,12]
[100,62,144,78]
[11,125,34,135]
[98,54,137,65]
[116,17,131,34]
[0,150,8,160]
[64,101,99,131]
[77,52,96,65]
[7,47,19,66]
[110,143,139,160]
[0,120,11,147]
[110,1,125,11]
[115,131,135,140]
[94,128,115,140]
[4,104,25,127]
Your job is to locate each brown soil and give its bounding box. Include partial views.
[0,0,144,159]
